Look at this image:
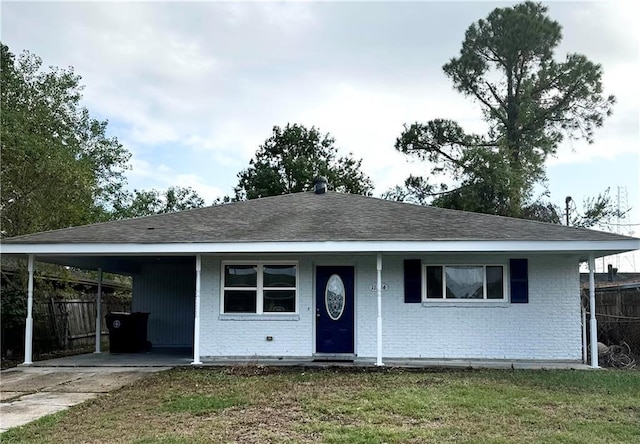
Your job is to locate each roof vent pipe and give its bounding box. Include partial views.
[313,176,328,194]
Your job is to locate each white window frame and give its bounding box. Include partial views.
[220,260,299,315]
[422,263,507,302]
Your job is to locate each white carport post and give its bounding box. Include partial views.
[23,254,35,365]
[94,268,103,353]
[192,254,203,365]
[375,253,384,366]
[588,253,598,368]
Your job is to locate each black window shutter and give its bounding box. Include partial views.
[404,259,422,303]
[510,258,528,303]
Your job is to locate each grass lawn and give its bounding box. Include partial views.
[2,366,639,443]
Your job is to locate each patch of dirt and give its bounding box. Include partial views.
[222,364,287,377]
[219,402,313,443]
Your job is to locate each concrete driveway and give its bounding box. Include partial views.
[0,366,171,433]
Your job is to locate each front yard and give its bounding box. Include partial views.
[2,366,639,443]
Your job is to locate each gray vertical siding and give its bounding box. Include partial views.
[132,261,195,348]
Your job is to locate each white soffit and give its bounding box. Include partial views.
[2,239,639,255]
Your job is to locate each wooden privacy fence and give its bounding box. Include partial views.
[33,296,130,351]
[595,286,640,319]
[584,284,640,357]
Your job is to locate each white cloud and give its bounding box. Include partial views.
[258,1,315,30]
[294,80,487,193]
[128,157,223,203]
[172,174,224,203]
[127,158,166,184]
[548,65,639,168]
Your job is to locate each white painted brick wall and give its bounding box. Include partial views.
[198,253,582,361]
[367,254,582,361]
[200,256,315,357]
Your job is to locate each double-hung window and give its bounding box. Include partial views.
[425,265,505,301]
[222,262,297,314]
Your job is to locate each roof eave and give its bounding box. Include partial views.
[2,239,639,256]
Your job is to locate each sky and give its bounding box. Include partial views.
[1,0,639,271]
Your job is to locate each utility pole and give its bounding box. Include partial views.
[565,196,572,226]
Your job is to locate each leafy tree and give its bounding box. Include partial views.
[1,43,204,235]
[234,123,374,200]
[392,2,615,220]
[383,175,623,229]
[382,175,437,206]
[564,188,625,229]
[0,44,206,358]
[111,186,205,219]
[212,195,234,206]
[1,43,130,237]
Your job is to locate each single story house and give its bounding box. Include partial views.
[2,179,639,368]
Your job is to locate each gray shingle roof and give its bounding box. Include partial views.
[2,191,636,244]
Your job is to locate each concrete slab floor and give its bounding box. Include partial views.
[44,371,150,393]
[0,366,171,434]
[0,371,85,392]
[0,392,24,402]
[29,350,192,367]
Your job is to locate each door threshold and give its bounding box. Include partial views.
[313,353,356,362]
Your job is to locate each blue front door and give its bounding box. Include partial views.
[315,266,355,354]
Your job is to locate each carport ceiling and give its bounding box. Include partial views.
[34,255,196,275]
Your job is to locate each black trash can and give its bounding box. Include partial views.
[106,312,151,353]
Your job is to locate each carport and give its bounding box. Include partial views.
[11,253,198,366]
[26,348,193,367]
